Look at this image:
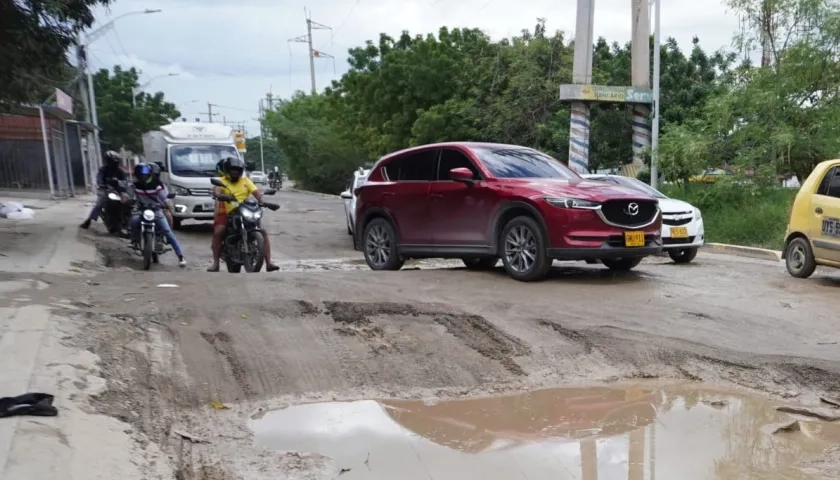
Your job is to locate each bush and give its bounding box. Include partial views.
[660,181,796,249]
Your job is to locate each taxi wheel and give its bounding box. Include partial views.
[785,237,817,279]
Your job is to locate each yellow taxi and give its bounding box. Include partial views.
[783,159,840,278]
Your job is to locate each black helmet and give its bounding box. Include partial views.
[222,156,245,174]
[150,163,161,176]
[104,150,121,165]
[134,163,153,184]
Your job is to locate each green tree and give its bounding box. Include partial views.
[93,66,180,153]
[244,136,286,173]
[0,0,111,109]
[264,93,364,193]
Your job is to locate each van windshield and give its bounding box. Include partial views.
[169,145,238,177]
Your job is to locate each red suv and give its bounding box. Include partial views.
[353,142,662,281]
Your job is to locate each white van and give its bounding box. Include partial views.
[143,123,240,229]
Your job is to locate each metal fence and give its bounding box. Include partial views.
[0,106,95,199]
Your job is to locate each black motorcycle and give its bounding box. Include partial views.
[100,179,130,235]
[210,178,278,273]
[131,193,177,270]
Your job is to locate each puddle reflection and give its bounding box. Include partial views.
[251,384,840,479]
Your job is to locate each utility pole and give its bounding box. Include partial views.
[650,0,661,188]
[207,103,214,123]
[289,9,332,94]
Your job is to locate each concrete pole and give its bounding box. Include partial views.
[307,19,316,94]
[568,0,595,174]
[86,69,103,172]
[631,0,651,166]
[39,107,56,198]
[650,0,661,188]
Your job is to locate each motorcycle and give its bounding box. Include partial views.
[130,193,177,270]
[209,178,279,273]
[100,179,130,235]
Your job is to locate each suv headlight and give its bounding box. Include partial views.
[544,197,600,209]
[172,185,189,196]
[694,207,702,220]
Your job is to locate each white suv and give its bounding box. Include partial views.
[583,174,705,263]
[340,167,370,236]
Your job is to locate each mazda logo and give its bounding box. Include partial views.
[624,202,639,216]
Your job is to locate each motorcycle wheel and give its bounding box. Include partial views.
[225,259,242,273]
[142,231,154,270]
[243,231,266,273]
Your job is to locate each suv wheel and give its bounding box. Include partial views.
[500,216,551,281]
[462,257,498,270]
[785,237,817,278]
[668,247,698,264]
[601,257,643,271]
[363,218,404,271]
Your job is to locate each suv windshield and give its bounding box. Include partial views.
[169,145,238,177]
[473,147,578,179]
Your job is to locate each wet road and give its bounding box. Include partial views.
[11,188,840,479]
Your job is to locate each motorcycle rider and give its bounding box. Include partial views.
[128,163,186,268]
[207,156,279,272]
[79,150,127,229]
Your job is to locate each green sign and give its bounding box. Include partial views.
[559,84,653,104]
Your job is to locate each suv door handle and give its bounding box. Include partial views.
[816,207,824,214]
[382,192,395,197]
[430,193,443,199]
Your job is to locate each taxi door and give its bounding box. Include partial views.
[809,165,840,264]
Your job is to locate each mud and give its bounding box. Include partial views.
[8,190,840,478]
[250,383,840,479]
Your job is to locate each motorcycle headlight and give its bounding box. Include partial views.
[543,197,600,209]
[107,192,120,201]
[172,185,189,196]
[241,208,255,219]
[142,210,155,221]
[254,210,262,220]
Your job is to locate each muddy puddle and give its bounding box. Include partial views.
[251,383,840,479]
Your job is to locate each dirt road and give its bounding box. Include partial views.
[2,191,840,479]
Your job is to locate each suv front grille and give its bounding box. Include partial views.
[189,188,212,197]
[599,200,659,228]
[663,215,692,226]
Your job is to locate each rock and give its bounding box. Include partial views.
[772,421,801,434]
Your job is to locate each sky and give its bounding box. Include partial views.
[85,0,743,137]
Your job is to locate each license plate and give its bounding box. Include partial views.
[203,202,214,211]
[822,217,840,237]
[670,226,688,238]
[624,231,645,247]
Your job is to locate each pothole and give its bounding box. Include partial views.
[250,383,840,479]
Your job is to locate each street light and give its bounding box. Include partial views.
[77,8,162,172]
[132,72,179,107]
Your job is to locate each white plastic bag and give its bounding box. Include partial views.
[6,208,34,220]
[0,201,25,218]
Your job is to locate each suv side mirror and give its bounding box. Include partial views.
[340,191,352,199]
[449,167,475,184]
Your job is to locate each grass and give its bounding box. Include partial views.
[660,183,797,250]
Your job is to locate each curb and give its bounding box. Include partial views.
[703,243,782,262]
[286,188,340,199]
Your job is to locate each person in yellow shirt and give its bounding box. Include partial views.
[208,156,279,272]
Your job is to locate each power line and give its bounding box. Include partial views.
[289,8,334,94]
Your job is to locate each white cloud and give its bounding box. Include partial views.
[86,0,743,136]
